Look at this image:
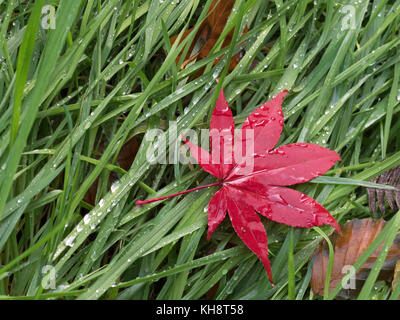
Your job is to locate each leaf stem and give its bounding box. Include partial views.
[135,181,222,205]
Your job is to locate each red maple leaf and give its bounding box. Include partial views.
[136,89,341,284]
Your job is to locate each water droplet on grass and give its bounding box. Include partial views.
[111,181,120,193]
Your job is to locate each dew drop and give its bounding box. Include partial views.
[83,214,91,225]
[111,181,120,193]
[65,236,76,247]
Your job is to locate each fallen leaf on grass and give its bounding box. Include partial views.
[170,0,247,72]
[311,218,400,298]
[136,88,341,284]
[392,260,400,293]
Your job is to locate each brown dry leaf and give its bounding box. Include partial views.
[311,218,400,299]
[84,137,140,206]
[170,0,247,72]
[393,260,400,292]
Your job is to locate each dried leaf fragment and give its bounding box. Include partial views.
[170,0,247,72]
[311,218,400,299]
[366,166,400,215]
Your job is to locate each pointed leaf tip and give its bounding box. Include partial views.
[225,186,273,283]
[230,143,342,186]
[235,89,288,155]
[280,89,289,96]
[182,134,222,178]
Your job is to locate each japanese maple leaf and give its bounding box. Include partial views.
[136,89,341,284]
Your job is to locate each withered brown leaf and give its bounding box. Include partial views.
[170,0,247,72]
[393,260,400,294]
[311,218,400,299]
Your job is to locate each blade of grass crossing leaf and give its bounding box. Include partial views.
[390,279,400,300]
[327,211,400,299]
[357,210,400,299]
[312,175,398,190]
[313,227,334,300]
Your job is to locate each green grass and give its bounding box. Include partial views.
[0,0,399,300]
